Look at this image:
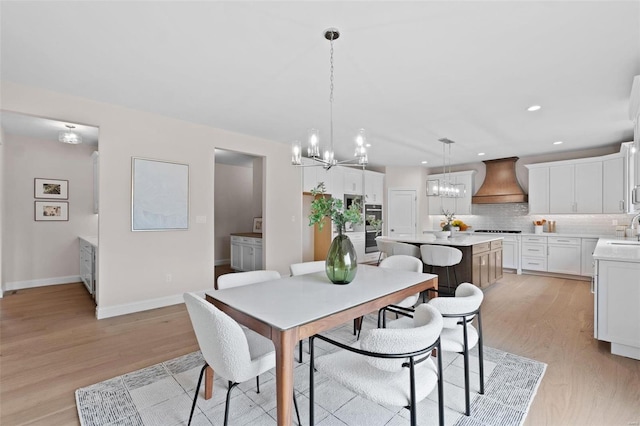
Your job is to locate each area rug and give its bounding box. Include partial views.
[76,321,546,426]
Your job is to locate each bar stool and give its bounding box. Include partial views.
[376,239,395,265]
[420,245,462,297]
[390,241,421,258]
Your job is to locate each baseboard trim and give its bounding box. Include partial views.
[96,293,185,319]
[4,275,81,291]
[215,258,230,266]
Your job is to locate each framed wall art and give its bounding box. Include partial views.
[34,178,68,199]
[253,217,263,233]
[35,201,69,221]
[131,157,189,231]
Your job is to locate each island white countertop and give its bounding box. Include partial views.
[593,239,640,263]
[378,234,502,247]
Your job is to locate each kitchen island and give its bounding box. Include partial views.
[378,234,504,290]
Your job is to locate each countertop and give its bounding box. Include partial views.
[592,238,640,263]
[432,230,618,239]
[231,232,263,238]
[379,234,502,247]
[79,236,98,247]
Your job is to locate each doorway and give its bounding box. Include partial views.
[387,188,417,238]
[214,149,264,271]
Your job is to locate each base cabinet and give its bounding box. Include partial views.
[230,235,263,272]
[547,237,581,275]
[472,240,503,289]
[594,259,640,360]
[79,238,96,297]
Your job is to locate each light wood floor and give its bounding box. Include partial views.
[1,272,639,425]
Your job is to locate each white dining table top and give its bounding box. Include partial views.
[205,264,437,331]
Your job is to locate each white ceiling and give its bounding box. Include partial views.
[1,1,638,167]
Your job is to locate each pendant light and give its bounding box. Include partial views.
[291,28,368,169]
[426,138,465,198]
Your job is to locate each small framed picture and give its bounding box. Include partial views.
[253,217,263,233]
[34,178,68,199]
[35,201,69,221]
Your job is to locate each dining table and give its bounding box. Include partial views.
[204,264,438,425]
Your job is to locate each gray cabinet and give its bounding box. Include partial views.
[230,235,263,272]
[79,238,96,296]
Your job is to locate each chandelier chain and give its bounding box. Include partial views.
[329,35,335,155]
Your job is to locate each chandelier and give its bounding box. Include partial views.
[291,28,368,169]
[426,138,465,198]
[58,124,82,144]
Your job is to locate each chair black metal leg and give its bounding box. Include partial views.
[478,312,485,395]
[462,321,471,416]
[356,316,364,340]
[408,357,417,426]
[298,340,303,363]
[453,265,458,289]
[309,336,316,426]
[188,364,208,426]
[256,375,260,393]
[224,381,239,426]
[437,341,444,426]
[293,391,302,426]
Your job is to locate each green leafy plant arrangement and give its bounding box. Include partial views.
[309,183,363,234]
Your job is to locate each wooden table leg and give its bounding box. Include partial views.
[204,366,214,400]
[273,328,298,425]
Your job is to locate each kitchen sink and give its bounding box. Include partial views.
[607,241,640,246]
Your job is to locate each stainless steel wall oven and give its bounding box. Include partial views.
[365,204,382,253]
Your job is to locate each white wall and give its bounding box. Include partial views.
[1,81,303,318]
[2,133,97,289]
[214,162,253,263]
[0,128,4,297]
[252,157,263,219]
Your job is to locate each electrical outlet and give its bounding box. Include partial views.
[166,274,172,282]
[612,219,618,226]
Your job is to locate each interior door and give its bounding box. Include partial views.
[388,189,416,238]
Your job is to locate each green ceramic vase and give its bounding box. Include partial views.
[326,233,358,284]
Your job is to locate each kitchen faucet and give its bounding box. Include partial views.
[630,212,640,240]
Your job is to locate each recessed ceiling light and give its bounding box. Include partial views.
[421,160,428,164]
[365,143,371,148]
[478,152,485,156]
[553,141,563,145]
[527,105,541,112]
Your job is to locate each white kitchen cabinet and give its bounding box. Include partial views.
[343,168,364,195]
[548,162,602,214]
[581,238,598,277]
[427,170,475,216]
[527,166,549,214]
[594,259,640,359]
[364,171,384,204]
[547,236,581,275]
[501,235,519,270]
[230,235,263,272]
[79,237,96,297]
[603,156,626,213]
[521,235,547,271]
[302,158,334,195]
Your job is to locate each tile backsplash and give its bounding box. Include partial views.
[427,203,634,236]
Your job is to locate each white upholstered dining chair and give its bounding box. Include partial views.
[309,304,445,426]
[389,283,485,416]
[289,260,325,276]
[216,269,281,289]
[183,292,301,426]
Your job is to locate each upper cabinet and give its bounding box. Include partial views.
[548,161,602,214]
[343,168,363,195]
[301,162,383,206]
[526,145,631,214]
[427,170,475,215]
[364,170,384,204]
